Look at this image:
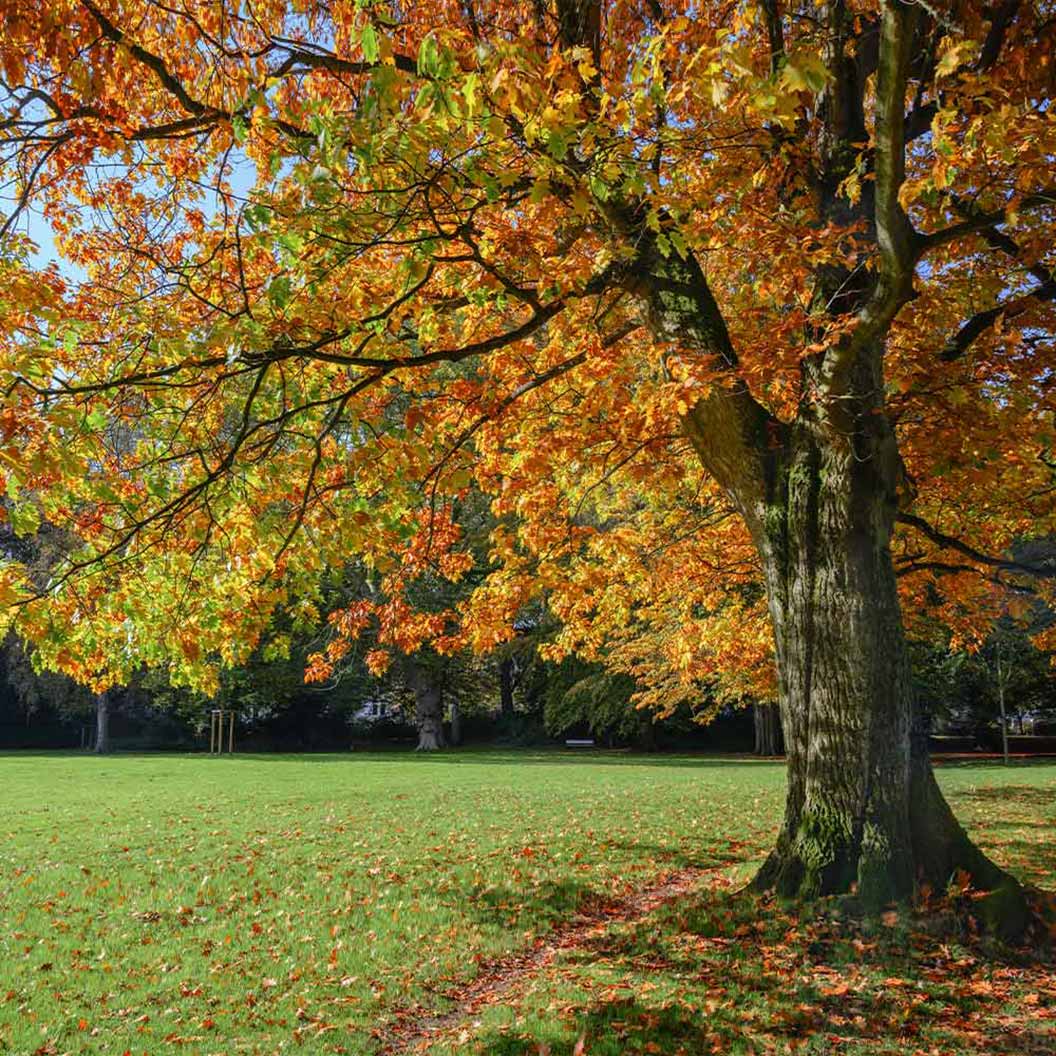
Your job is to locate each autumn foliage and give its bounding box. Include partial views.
[0,1,1047,701]
[1,0,1055,910]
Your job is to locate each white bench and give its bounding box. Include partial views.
[565,738,596,748]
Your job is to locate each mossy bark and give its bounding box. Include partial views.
[749,422,1028,933]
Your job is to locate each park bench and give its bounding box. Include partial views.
[565,738,595,748]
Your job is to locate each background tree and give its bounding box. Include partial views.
[753,703,783,757]
[1,1,1054,931]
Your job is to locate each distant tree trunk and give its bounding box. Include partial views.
[499,657,514,717]
[636,714,657,752]
[406,660,445,751]
[995,639,1009,766]
[94,692,110,755]
[449,698,462,746]
[753,703,783,756]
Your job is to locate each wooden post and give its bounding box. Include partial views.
[228,710,235,754]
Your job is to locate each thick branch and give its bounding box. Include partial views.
[819,1,918,402]
[637,241,778,530]
[939,279,1056,361]
[761,1,785,76]
[904,1,1022,142]
[897,512,1056,579]
[919,188,1056,254]
[268,39,417,78]
[869,2,918,314]
[978,1,1023,71]
[931,201,1056,361]
[81,0,220,118]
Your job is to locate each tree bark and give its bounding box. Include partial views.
[406,660,445,751]
[753,703,783,756]
[746,423,1026,929]
[94,691,110,755]
[449,697,462,746]
[639,219,1026,929]
[751,419,917,908]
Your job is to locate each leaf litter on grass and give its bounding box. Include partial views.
[1,753,1053,1055]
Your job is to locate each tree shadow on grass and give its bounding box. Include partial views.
[949,784,1056,807]
[466,877,602,931]
[600,839,763,872]
[454,883,1055,1056]
[465,998,722,1056]
[463,847,749,933]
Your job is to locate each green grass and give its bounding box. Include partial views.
[1,751,1053,1055]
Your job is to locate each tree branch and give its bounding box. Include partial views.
[939,279,1056,362]
[81,0,221,118]
[897,512,1056,579]
[820,0,918,401]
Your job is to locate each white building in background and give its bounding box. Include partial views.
[350,698,401,723]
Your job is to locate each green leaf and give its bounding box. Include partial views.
[547,130,568,161]
[588,174,609,202]
[780,51,830,94]
[244,203,272,231]
[418,35,440,77]
[276,232,305,258]
[361,23,379,64]
[529,179,550,204]
[11,501,40,538]
[268,275,293,309]
[463,72,480,116]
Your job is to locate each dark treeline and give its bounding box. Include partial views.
[3,618,1055,756]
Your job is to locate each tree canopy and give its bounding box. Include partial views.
[4,1,1048,697]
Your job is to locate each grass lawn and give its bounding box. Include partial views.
[1,751,1053,1055]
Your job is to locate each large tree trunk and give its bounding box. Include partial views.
[94,691,110,755]
[629,7,1029,922]
[407,660,445,751]
[753,703,783,756]
[746,422,1026,929]
[751,421,916,907]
